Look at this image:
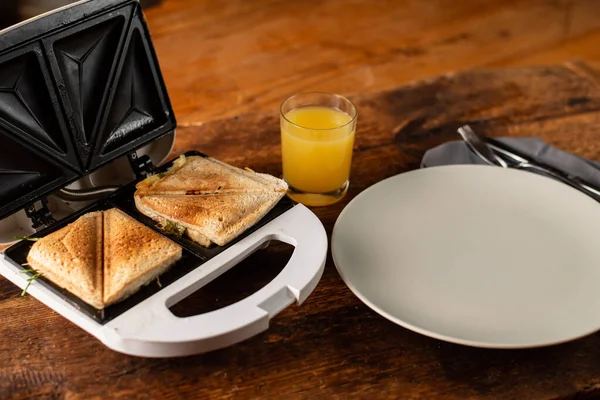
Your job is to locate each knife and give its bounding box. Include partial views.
[458,125,600,202]
[486,137,600,200]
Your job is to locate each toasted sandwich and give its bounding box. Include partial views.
[26,211,104,309]
[134,155,288,247]
[26,208,182,309]
[102,208,182,306]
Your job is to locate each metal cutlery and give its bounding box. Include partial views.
[458,125,600,201]
[458,125,508,168]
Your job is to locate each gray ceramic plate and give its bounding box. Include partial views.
[332,165,600,348]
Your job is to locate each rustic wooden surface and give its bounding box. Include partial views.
[4,0,600,398]
[2,62,600,399]
[144,0,600,125]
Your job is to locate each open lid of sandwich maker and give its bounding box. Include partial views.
[0,0,175,221]
[0,0,327,358]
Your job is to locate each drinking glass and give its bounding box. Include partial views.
[280,92,357,207]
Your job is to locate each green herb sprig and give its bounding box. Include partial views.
[20,269,41,296]
[14,236,40,241]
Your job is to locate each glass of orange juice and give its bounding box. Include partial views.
[280,92,357,207]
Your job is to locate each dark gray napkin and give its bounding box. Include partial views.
[421,138,600,188]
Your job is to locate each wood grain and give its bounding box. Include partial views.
[3,63,600,399]
[144,0,600,125]
[4,0,600,398]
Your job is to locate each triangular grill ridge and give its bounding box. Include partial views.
[0,53,66,153]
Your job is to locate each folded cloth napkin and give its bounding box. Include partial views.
[421,138,600,189]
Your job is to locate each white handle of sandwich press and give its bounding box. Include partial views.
[102,204,327,358]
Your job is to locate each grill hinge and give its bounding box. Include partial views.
[127,151,155,179]
[25,198,56,229]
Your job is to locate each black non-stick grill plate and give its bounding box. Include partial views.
[0,0,175,220]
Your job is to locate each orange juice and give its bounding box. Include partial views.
[281,106,355,194]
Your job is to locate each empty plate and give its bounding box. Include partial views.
[332,165,600,348]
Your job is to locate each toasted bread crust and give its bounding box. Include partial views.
[27,211,104,309]
[136,156,288,196]
[134,156,288,247]
[133,195,214,247]
[185,227,214,247]
[103,209,182,306]
[135,191,283,246]
[26,209,182,310]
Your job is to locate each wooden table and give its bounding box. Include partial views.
[4,1,600,398]
[144,0,600,125]
[3,62,600,399]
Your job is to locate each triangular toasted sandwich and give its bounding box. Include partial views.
[103,208,182,306]
[134,156,288,247]
[135,155,287,196]
[27,211,104,309]
[26,208,182,309]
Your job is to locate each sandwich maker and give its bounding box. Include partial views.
[0,0,327,358]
